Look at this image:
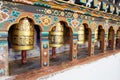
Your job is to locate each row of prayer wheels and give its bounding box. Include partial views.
[10,18,119,50]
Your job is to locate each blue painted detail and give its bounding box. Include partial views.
[80,0,87,4]
[36,20,41,23]
[0,69,5,75]
[79,19,82,23]
[73,32,78,36]
[67,18,72,22]
[64,8,74,12]
[34,14,40,19]
[0,32,8,38]
[48,15,52,18]
[89,20,92,24]
[43,44,48,49]
[0,41,8,46]
[41,14,45,16]
[54,17,58,21]
[9,18,16,22]
[42,32,49,37]
[11,10,21,17]
[42,40,49,42]
[2,9,9,13]
[73,55,77,59]
[34,2,51,8]
[84,12,91,16]
[92,34,95,42]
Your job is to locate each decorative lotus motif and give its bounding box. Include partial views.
[40,16,52,26]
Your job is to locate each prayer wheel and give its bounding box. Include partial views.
[49,22,64,47]
[77,25,85,44]
[116,31,120,39]
[108,29,113,40]
[11,18,34,50]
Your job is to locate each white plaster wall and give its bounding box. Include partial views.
[39,52,120,80]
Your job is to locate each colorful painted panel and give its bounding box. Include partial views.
[0,32,8,38]
[116,7,119,15]
[0,40,8,76]
[94,0,98,7]
[80,0,87,4]
[110,5,113,12]
[103,2,106,10]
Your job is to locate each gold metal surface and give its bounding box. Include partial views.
[49,22,64,47]
[11,18,34,50]
[77,25,85,44]
[108,29,113,40]
[117,31,120,39]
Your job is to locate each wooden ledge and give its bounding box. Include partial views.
[15,50,120,80]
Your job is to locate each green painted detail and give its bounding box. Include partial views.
[42,32,49,37]
[44,26,49,31]
[92,34,95,42]
[73,32,78,36]
[43,44,48,49]
[84,12,91,16]
[79,19,82,23]
[0,40,8,46]
[0,23,4,30]
[98,16,103,18]
[109,18,113,20]
[34,2,51,8]
[73,55,77,59]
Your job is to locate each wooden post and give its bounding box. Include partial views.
[101,29,105,52]
[40,32,49,68]
[113,31,116,50]
[51,47,56,59]
[88,28,94,56]
[111,30,115,50]
[70,43,77,61]
[21,50,27,64]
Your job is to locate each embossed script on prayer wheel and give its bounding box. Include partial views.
[11,18,34,50]
[49,22,64,47]
[77,25,84,44]
[108,28,113,40]
[117,31,120,39]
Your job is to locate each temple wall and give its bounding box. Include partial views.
[0,0,120,77]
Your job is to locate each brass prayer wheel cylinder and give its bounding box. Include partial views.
[116,31,120,39]
[49,22,64,47]
[94,29,98,42]
[11,18,34,50]
[77,25,85,44]
[108,30,113,40]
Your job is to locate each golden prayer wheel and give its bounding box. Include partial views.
[49,22,64,47]
[11,18,34,50]
[117,31,120,39]
[77,25,85,44]
[94,29,98,42]
[108,29,113,40]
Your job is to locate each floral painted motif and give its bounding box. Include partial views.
[71,19,79,28]
[90,21,97,31]
[40,16,52,26]
[73,13,78,19]
[0,1,9,23]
